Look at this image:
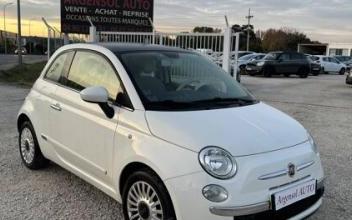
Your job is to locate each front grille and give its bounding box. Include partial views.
[234,187,324,220]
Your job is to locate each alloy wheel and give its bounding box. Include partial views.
[20,127,35,164]
[127,181,164,220]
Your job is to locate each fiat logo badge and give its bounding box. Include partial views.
[288,163,296,177]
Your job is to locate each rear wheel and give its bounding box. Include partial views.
[339,68,346,75]
[122,169,176,220]
[19,121,49,169]
[284,73,290,77]
[298,67,309,78]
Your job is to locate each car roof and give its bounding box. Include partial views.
[95,43,190,54]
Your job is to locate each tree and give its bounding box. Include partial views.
[261,28,312,52]
[193,26,221,33]
[231,24,262,52]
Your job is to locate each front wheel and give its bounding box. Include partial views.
[339,68,346,75]
[19,121,49,169]
[122,170,176,220]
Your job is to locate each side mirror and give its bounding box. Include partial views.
[278,58,283,62]
[80,86,109,103]
[80,86,114,118]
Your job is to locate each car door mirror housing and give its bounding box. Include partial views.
[80,86,114,118]
[80,86,109,103]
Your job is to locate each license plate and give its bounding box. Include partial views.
[313,68,319,70]
[247,67,252,70]
[272,179,316,211]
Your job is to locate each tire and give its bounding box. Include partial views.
[339,68,346,75]
[313,72,319,76]
[284,73,290,77]
[298,67,309,78]
[122,169,176,220]
[19,121,49,170]
[263,66,273,77]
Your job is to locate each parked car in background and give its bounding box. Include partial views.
[237,53,266,74]
[334,55,352,72]
[316,56,347,75]
[231,51,255,60]
[246,51,310,78]
[346,71,352,85]
[17,43,325,220]
[15,47,27,55]
[305,55,321,76]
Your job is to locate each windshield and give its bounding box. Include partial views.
[119,51,257,111]
[264,53,280,60]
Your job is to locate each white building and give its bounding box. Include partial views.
[327,43,352,56]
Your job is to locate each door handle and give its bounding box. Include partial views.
[50,103,62,111]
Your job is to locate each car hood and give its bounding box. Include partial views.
[145,102,308,156]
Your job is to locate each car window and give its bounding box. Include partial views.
[45,52,73,82]
[280,53,290,61]
[328,57,338,63]
[291,53,304,60]
[264,53,280,60]
[322,57,328,62]
[66,51,121,101]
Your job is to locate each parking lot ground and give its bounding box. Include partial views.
[0,74,351,219]
[0,55,47,70]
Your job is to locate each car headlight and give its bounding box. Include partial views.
[308,133,318,154]
[199,146,237,179]
[257,61,265,66]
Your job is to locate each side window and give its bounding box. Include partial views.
[322,57,328,62]
[66,51,121,101]
[328,57,337,63]
[45,52,71,82]
[280,53,290,61]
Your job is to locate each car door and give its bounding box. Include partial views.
[329,57,342,72]
[322,57,332,72]
[49,50,123,184]
[275,53,291,73]
[34,51,74,157]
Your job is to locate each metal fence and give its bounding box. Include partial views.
[98,30,239,76]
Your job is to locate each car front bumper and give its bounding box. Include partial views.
[245,65,263,74]
[164,141,324,220]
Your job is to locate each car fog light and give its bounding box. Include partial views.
[202,185,228,203]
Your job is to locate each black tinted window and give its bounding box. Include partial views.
[291,53,304,60]
[66,51,121,101]
[280,53,290,61]
[45,52,73,82]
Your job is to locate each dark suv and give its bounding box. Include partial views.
[246,52,310,78]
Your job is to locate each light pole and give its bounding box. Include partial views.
[3,2,13,54]
[16,0,22,64]
[245,8,254,52]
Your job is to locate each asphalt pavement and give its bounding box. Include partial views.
[0,74,351,219]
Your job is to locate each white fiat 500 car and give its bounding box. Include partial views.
[17,43,324,220]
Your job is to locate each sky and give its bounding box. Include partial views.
[1,0,352,43]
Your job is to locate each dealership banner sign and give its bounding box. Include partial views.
[61,0,154,34]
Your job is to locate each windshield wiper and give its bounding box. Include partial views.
[147,100,194,109]
[192,97,257,106]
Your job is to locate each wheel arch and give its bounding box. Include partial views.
[118,162,161,196]
[17,113,31,132]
